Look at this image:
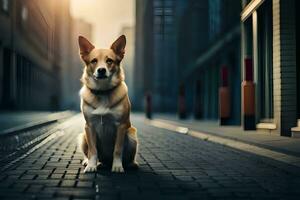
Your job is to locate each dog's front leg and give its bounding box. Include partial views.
[84,124,98,173]
[112,122,129,173]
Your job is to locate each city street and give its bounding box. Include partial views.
[1,0,300,199]
[0,114,300,200]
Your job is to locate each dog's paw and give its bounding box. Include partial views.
[84,164,97,173]
[92,106,110,115]
[127,161,139,170]
[111,158,124,173]
[82,158,88,166]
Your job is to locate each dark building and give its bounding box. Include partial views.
[134,0,188,112]
[69,18,93,110]
[135,0,300,136]
[134,0,241,124]
[119,26,135,101]
[0,0,79,111]
[181,0,241,124]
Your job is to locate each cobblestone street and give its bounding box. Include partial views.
[0,114,300,200]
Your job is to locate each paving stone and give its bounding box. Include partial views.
[76,181,94,188]
[60,180,76,187]
[0,115,300,200]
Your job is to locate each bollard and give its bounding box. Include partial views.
[178,84,187,119]
[219,66,230,125]
[242,58,256,130]
[194,80,202,119]
[145,92,152,119]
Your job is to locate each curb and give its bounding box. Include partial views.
[153,117,300,158]
[146,119,300,168]
[0,113,78,169]
[0,111,74,137]
[0,114,79,172]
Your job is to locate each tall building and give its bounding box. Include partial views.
[54,0,72,110]
[69,18,93,110]
[134,0,188,112]
[134,0,241,119]
[119,26,135,102]
[0,0,59,110]
[135,0,300,137]
[0,0,79,111]
[134,0,153,111]
[181,0,241,124]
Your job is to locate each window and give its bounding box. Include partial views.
[257,1,273,120]
[209,0,221,40]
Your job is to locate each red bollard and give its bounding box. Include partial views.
[145,92,152,119]
[242,58,256,130]
[219,66,230,125]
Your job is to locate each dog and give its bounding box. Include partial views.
[78,35,138,173]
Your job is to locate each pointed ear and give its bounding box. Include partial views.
[110,35,126,59]
[78,36,94,59]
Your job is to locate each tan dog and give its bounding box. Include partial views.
[78,35,138,173]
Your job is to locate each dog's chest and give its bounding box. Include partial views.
[92,114,117,146]
[89,111,118,132]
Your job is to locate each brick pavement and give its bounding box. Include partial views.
[0,114,300,200]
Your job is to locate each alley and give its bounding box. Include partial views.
[0,114,300,200]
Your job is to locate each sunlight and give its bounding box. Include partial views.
[70,0,135,47]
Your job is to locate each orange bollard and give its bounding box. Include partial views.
[242,58,256,130]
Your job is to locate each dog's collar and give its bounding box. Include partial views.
[88,86,117,96]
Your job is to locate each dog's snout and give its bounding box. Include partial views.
[97,68,106,75]
[94,67,108,79]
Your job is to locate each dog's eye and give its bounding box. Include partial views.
[90,58,97,64]
[106,58,113,65]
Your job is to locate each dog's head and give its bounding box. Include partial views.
[78,35,126,90]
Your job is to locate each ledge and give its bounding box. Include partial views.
[256,122,277,130]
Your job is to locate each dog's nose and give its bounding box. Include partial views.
[97,68,106,75]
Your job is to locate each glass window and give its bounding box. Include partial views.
[164,16,173,25]
[164,8,173,16]
[257,1,273,120]
[154,8,163,16]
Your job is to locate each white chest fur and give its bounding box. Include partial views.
[82,100,123,121]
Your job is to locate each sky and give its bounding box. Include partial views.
[70,0,135,48]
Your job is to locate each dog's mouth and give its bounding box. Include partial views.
[93,74,108,80]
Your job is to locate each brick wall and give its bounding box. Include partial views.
[273,0,297,136]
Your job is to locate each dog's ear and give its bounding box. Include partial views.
[110,35,126,59]
[78,36,94,62]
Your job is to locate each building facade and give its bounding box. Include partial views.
[134,0,241,123]
[241,0,300,136]
[0,0,86,111]
[179,0,241,125]
[134,0,188,112]
[135,0,299,136]
[119,26,135,101]
[69,18,93,110]
[0,0,58,110]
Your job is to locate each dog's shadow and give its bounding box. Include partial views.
[92,163,206,199]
